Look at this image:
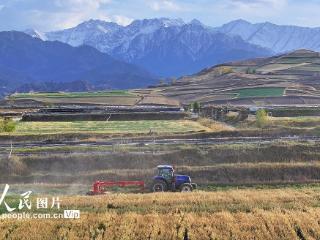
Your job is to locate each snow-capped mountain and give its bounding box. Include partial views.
[46,18,186,54]
[38,18,271,77]
[217,19,320,53]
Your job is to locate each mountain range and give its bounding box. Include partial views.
[26,18,320,78]
[217,19,320,53]
[37,18,272,77]
[0,31,155,96]
[2,18,320,96]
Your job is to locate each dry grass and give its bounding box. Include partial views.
[9,91,141,106]
[1,120,210,136]
[197,118,234,131]
[60,189,320,213]
[268,116,320,127]
[1,189,320,239]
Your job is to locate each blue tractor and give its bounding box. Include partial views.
[151,165,197,192]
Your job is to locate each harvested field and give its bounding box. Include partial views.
[21,112,188,121]
[8,91,141,105]
[138,95,180,106]
[10,91,135,98]
[7,90,180,107]
[18,96,141,105]
[1,188,320,239]
[6,120,210,135]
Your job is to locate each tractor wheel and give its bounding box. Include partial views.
[152,180,168,192]
[180,183,193,192]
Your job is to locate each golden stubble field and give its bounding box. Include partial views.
[1,189,320,240]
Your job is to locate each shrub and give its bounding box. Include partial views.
[246,68,256,74]
[217,66,233,75]
[0,118,16,133]
[256,109,269,128]
[4,118,16,133]
[192,102,200,113]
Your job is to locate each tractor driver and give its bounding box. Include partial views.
[159,167,175,190]
[159,168,174,182]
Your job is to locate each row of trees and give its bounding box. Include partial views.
[185,102,201,113]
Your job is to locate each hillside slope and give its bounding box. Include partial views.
[158,49,320,106]
[0,31,156,96]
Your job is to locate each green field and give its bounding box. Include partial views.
[10,90,135,99]
[235,87,285,98]
[8,90,141,105]
[7,120,209,135]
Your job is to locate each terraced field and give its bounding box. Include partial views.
[256,63,308,73]
[2,139,320,187]
[10,90,135,98]
[158,50,320,106]
[7,90,180,106]
[2,120,210,135]
[9,90,141,106]
[234,87,285,98]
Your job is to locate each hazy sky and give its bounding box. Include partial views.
[0,0,319,31]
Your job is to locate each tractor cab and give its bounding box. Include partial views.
[152,165,197,192]
[157,165,174,182]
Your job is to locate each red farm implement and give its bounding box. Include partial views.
[87,180,145,195]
